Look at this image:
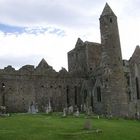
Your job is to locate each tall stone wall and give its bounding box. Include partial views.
[0,63,84,112]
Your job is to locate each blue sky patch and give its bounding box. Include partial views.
[0,23,25,34]
[0,23,65,37]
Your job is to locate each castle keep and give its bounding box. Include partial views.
[0,3,140,117]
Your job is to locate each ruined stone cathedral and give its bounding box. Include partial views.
[0,3,140,117]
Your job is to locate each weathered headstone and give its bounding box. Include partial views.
[31,104,36,114]
[28,106,31,113]
[45,106,49,114]
[87,106,92,116]
[83,104,86,112]
[35,104,39,113]
[83,119,92,130]
[48,99,52,113]
[0,106,6,115]
[80,104,83,112]
[62,108,67,117]
[74,108,80,117]
[68,106,73,114]
[28,102,38,114]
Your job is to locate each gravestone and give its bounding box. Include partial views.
[45,106,49,114]
[28,102,38,114]
[30,104,36,114]
[74,108,80,117]
[0,106,6,114]
[48,99,52,112]
[62,108,67,117]
[83,104,87,112]
[68,106,73,114]
[87,106,93,116]
[45,99,52,114]
[83,119,92,130]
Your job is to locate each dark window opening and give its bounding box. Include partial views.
[90,67,93,71]
[74,86,77,105]
[75,53,78,59]
[105,84,107,88]
[110,18,113,23]
[50,85,53,88]
[91,94,93,108]
[97,86,101,102]
[136,77,140,99]
[2,83,5,87]
[59,85,62,88]
[1,83,6,106]
[126,76,130,86]
[41,85,44,88]
[128,91,131,101]
[106,78,108,82]
[84,90,87,104]
[83,67,86,72]
[123,60,125,66]
[66,86,70,106]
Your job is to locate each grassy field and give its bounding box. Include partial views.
[0,113,140,140]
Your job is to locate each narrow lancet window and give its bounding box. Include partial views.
[97,86,101,102]
[74,86,77,105]
[66,86,70,106]
[136,77,140,99]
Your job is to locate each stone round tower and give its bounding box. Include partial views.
[99,3,128,116]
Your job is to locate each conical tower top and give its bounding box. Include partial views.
[101,3,116,17]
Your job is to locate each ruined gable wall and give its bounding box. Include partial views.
[68,40,101,75]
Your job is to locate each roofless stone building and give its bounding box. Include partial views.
[0,3,140,117]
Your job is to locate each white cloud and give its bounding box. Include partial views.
[0,28,79,71]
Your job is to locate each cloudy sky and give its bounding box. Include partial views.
[0,0,140,71]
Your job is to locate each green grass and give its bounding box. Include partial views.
[0,113,140,140]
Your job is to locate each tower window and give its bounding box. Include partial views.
[136,77,140,99]
[97,86,101,102]
[110,18,113,23]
